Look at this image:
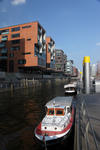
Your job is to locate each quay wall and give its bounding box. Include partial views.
[0,75,68,92]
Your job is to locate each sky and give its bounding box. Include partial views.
[0,0,100,71]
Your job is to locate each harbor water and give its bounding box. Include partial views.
[0,80,75,150]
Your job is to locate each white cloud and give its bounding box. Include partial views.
[96,42,100,46]
[11,0,26,5]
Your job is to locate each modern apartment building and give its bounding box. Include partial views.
[0,21,46,72]
[65,60,73,75]
[55,49,67,72]
[46,37,55,70]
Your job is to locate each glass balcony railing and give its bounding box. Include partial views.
[2,31,9,35]
[38,28,42,34]
[0,43,5,48]
[38,40,42,47]
[1,37,8,41]
[42,39,46,44]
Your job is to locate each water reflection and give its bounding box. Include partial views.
[0,80,74,150]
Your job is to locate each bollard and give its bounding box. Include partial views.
[83,56,90,94]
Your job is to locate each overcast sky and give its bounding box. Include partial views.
[0,0,100,70]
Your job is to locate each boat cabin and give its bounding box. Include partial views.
[45,96,72,117]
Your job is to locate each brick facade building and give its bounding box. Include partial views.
[0,22,46,73]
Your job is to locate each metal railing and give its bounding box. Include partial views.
[75,95,99,150]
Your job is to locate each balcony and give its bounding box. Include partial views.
[38,28,42,34]
[39,47,42,54]
[1,37,8,41]
[2,31,9,35]
[37,40,42,47]
[49,41,54,46]
[0,43,5,48]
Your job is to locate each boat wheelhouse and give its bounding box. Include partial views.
[34,96,74,146]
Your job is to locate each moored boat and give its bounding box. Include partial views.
[34,96,75,147]
[64,83,77,95]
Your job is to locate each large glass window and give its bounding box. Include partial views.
[11,39,20,44]
[18,59,26,64]
[11,33,20,38]
[11,27,20,32]
[11,46,20,51]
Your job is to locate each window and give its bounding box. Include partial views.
[11,46,20,51]
[18,59,26,64]
[56,109,64,116]
[9,53,14,57]
[2,35,8,38]
[22,52,31,55]
[34,45,39,56]
[47,109,54,115]
[27,38,31,41]
[11,33,20,38]
[22,25,31,29]
[11,27,20,32]
[58,57,61,59]
[11,39,20,44]
[48,48,51,52]
[2,53,7,56]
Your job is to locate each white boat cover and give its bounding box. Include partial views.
[45,96,73,108]
[64,83,76,89]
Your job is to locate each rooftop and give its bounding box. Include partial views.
[45,96,73,108]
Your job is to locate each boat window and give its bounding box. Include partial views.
[47,109,54,115]
[56,109,64,116]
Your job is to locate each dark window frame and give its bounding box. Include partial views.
[18,59,26,64]
[11,39,20,44]
[11,27,20,32]
[22,25,32,29]
[22,52,31,55]
[11,33,20,38]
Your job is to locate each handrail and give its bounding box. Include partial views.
[83,97,99,150]
[75,95,99,150]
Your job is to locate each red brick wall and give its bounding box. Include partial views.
[0,22,40,72]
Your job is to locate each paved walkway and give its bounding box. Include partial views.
[75,93,100,150]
